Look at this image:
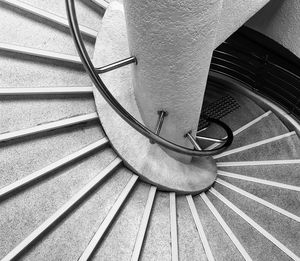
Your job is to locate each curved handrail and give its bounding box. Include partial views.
[65,0,233,156]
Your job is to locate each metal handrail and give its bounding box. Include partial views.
[65,0,233,156]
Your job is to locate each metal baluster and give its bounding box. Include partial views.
[196,136,226,143]
[95,56,137,74]
[186,132,202,151]
[150,111,167,144]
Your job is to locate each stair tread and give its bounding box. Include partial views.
[0,99,96,134]
[194,195,244,261]
[140,191,171,261]
[177,196,207,261]
[217,134,300,161]
[19,0,103,31]
[227,112,289,150]
[207,191,291,261]
[17,167,131,261]
[0,53,91,87]
[219,164,300,186]
[92,182,151,261]
[0,151,125,259]
[0,122,105,189]
[0,3,95,57]
[214,183,300,256]
[219,177,300,217]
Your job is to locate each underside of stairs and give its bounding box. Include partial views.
[0,1,299,261]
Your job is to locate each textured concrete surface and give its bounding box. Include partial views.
[19,0,104,31]
[140,191,171,261]
[93,182,150,261]
[0,97,96,133]
[0,52,91,87]
[194,195,244,261]
[177,196,207,261]
[220,164,300,186]
[214,182,300,256]
[220,177,300,217]
[217,134,300,162]
[247,0,300,58]
[15,168,132,261]
[0,147,120,259]
[0,122,105,188]
[0,0,103,89]
[207,191,291,261]
[0,2,94,57]
[227,113,289,150]
[215,0,270,47]
[124,0,223,162]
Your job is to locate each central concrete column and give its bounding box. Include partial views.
[124,0,223,162]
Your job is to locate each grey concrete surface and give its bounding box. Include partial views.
[0,2,95,57]
[177,195,207,261]
[227,113,289,150]
[207,191,291,261]
[0,146,119,259]
[214,182,300,257]
[92,182,150,261]
[140,191,171,261]
[17,168,132,261]
[0,97,96,133]
[0,53,91,87]
[194,195,244,261]
[217,135,300,162]
[20,0,104,31]
[220,177,300,217]
[219,164,300,186]
[0,122,104,188]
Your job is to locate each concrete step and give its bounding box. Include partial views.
[207,191,291,261]
[0,122,105,189]
[176,195,207,261]
[0,98,96,134]
[0,1,95,57]
[218,176,300,217]
[227,112,289,150]
[193,195,244,261]
[216,133,300,161]
[92,182,151,261]
[219,163,300,186]
[213,182,300,257]
[140,191,171,261]
[20,0,104,30]
[0,150,125,259]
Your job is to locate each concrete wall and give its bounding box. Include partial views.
[246,0,300,58]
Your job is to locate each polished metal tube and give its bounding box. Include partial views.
[186,133,202,151]
[196,136,226,143]
[95,56,137,74]
[150,111,167,144]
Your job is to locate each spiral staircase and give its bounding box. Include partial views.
[0,0,299,260]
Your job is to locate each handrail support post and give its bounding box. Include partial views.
[95,56,137,74]
[150,111,168,144]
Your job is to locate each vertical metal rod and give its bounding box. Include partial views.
[186,132,202,151]
[150,111,167,144]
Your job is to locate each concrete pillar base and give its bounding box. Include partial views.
[92,1,217,194]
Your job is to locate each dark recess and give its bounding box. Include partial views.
[210,26,300,119]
